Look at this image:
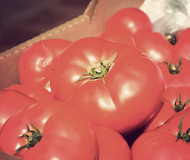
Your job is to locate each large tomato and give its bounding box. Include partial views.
[50,37,164,135]
[0,100,99,160]
[143,86,190,132]
[131,108,190,160]
[104,7,153,39]
[18,39,72,91]
[0,89,36,131]
[93,125,131,160]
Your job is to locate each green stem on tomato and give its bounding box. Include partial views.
[163,56,182,75]
[14,124,42,156]
[173,93,190,112]
[76,53,117,87]
[175,113,190,142]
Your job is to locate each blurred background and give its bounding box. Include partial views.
[0,0,91,53]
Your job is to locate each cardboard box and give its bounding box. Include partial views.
[0,0,144,159]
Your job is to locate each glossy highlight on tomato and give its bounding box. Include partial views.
[0,100,99,160]
[131,109,190,160]
[104,7,153,39]
[18,39,72,90]
[0,89,36,131]
[50,37,165,135]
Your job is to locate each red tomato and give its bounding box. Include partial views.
[0,89,36,131]
[173,30,190,61]
[6,84,55,101]
[175,27,190,42]
[104,7,153,39]
[158,57,190,88]
[143,86,190,132]
[97,30,136,47]
[131,109,190,160]
[93,125,131,160]
[50,37,164,135]
[0,100,99,160]
[135,32,173,63]
[18,39,72,91]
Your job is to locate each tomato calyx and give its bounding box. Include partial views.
[175,114,190,142]
[173,93,190,112]
[14,124,42,156]
[163,56,182,75]
[165,33,177,45]
[76,53,117,87]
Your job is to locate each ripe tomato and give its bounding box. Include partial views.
[0,100,99,160]
[93,125,131,160]
[131,109,190,160]
[143,86,190,132]
[104,7,153,39]
[6,84,55,101]
[173,29,190,61]
[158,57,190,88]
[97,30,136,47]
[135,32,173,63]
[0,89,36,131]
[18,39,72,91]
[50,37,164,135]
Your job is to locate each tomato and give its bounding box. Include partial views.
[50,37,164,135]
[97,30,136,47]
[0,100,99,160]
[104,7,153,39]
[175,27,190,42]
[6,84,55,101]
[0,89,36,131]
[132,27,190,88]
[93,125,131,160]
[131,108,190,160]
[143,86,190,132]
[135,32,173,63]
[18,39,72,91]
[158,57,190,88]
[173,29,190,61]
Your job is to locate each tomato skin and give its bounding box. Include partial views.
[143,86,190,132]
[173,33,190,61]
[93,126,131,160]
[50,37,165,135]
[0,90,36,131]
[131,109,190,160]
[135,32,173,63]
[98,30,136,47]
[158,57,190,88]
[18,39,72,90]
[132,130,190,160]
[6,84,55,101]
[163,86,190,108]
[142,100,175,132]
[175,27,190,42]
[0,100,99,160]
[104,7,153,39]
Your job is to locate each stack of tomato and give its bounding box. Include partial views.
[1,7,190,160]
